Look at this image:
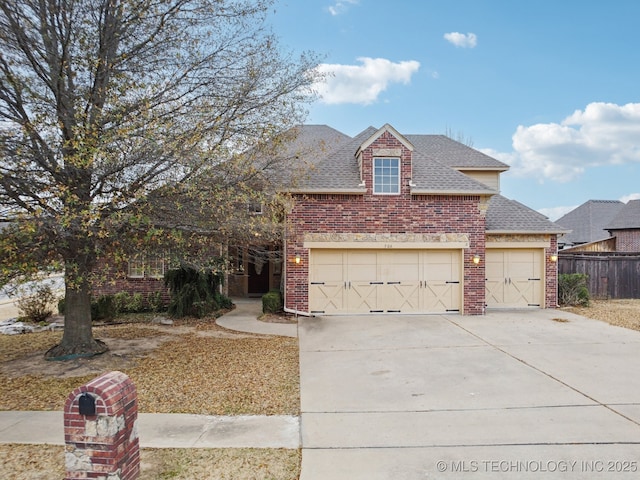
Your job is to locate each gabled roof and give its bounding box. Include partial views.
[555,200,624,244]
[486,195,569,234]
[606,199,640,230]
[292,125,496,195]
[406,135,509,170]
[357,124,414,153]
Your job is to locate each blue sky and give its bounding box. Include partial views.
[269,0,640,220]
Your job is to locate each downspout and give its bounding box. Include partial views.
[284,305,311,317]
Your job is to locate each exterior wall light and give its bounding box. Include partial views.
[294,254,301,264]
[472,254,480,265]
[550,254,558,262]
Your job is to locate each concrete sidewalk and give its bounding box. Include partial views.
[298,309,640,479]
[0,411,299,448]
[216,298,298,338]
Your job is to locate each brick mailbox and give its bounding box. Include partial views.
[64,371,139,480]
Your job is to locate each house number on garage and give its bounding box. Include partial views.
[384,244,393,249]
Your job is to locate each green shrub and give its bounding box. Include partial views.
[262,290,282,314]
[16,283,58,323]
[112,291,148,314]
[91,295,116,321]
[146,291,166,313]
[60,290,167,321]
[165,265,231,318]
[558,273,590,306]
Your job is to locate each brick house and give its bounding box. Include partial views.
[283,124,566,315]
[606,199,640,252]
[93,123,567,313]
[558,199,640,299]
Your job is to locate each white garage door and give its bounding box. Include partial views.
[485,249,543,308]
[309,249,461,314]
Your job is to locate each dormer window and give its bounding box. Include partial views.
[373,157,400,194]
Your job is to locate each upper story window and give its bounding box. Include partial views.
[373,157,400,194]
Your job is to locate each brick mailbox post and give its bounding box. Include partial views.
[64,371,140,480]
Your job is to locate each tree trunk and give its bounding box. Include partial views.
[44,254,108,360]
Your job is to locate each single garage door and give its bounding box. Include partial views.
[485,249,543,308]
[309,249,461,314]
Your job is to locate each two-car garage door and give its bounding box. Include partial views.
[309,249,461,314]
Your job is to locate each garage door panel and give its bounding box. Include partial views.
[309,250,345,314]
[385,283,420,312]
[309,284,344,313]
[348,282,379,313]
[486,249,543,308]
[309,249,462,314]
[423,280,460,312]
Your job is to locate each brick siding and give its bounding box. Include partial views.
[92,258,171,305]
[285,131,488,315]
[614,229,640,252]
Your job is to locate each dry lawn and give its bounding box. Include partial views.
[563,298,640,332]
[0,444,300,480]
[0,318,299,414]
[0,312,300,479]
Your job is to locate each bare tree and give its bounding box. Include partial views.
[444,126,474,147]
[0,0,320,358]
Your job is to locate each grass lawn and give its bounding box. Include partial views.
[0,311,300,479]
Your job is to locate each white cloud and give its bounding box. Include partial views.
[620,193,640,203]
[328,0,359,16]
[444,32,478,48]
[314,57,421,105]
[502,102,640,182]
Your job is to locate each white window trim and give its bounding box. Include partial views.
[127,253,167,279]
[373,157,401,195]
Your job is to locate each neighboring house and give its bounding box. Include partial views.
[555,200,624,249]
[558,199,640,299]
[605,199,640,252]
[283,124,566,316]
[557,199,640,253]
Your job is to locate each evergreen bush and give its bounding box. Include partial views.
[558,273,590,306]
[164,265,231,318]
[262,290,282,314]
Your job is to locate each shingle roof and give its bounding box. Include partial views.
[293,127,375,192]
[294,127,496,194]
[406,135,509,170]
[287,124,564,234]
[606,199,640,230]
[281,125,351,163]
[555,200,624,244]
[486,195,569,234]
[269,125,352,189]
[410,150,497,195]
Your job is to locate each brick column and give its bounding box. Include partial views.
[64,371,139,480]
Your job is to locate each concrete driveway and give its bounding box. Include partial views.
[298,309,640,479]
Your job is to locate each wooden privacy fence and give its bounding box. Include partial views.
[558,253,640,299]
